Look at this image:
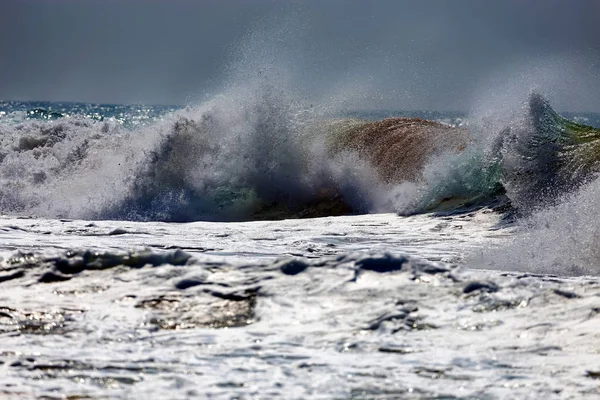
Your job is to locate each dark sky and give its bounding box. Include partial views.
[1,0,599,111]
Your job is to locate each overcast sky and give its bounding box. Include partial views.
[0,0,599,111]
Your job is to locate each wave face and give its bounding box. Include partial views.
[0,90,598,222]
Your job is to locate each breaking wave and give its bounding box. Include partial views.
[0,84,599,222]
[0,80,379,222]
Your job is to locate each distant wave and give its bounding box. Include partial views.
[0,86,599,222]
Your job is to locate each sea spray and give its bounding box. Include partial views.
[0,79,385,221]
[471,175,600,276]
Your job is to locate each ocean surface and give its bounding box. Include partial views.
[1,96,600,399]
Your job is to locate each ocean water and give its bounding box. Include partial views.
[1,94,600,398]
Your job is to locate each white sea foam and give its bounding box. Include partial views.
[472,174,600,276]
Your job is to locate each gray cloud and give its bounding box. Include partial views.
[0,0,599,111]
